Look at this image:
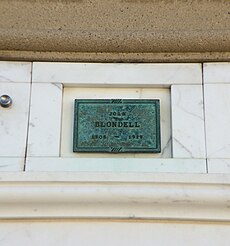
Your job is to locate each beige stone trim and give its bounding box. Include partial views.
[0,172,229,221]
[0,1,230,62]
[1,51,230,63]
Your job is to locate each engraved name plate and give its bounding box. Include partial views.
[73,99,161,153]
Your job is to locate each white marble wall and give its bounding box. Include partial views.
[25,62,205,172]
[0,62,230,245]
[27,83,63,157]
[2,62,230,174]
[32,62,201,85]
[0,221,229,246]
[0,62,31,171]
[171,85,205,158]
[204,62,230,173]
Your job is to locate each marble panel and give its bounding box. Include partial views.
[204,84,230,158]
[26,157,206,173]
[0,61,31,83]
[0,221,229,246]
[204,62,230,84]
[33,62,202,85]
[208,159,230,174]
[0,83,30,157]
[0,158,24,171]
[0,172,227,184]
[171,85,206,158]
[27,83,63,157]
[61,87,171,158]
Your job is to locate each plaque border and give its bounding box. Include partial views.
[73,99,161,153]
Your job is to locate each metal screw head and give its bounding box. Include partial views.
[0,95,12,108]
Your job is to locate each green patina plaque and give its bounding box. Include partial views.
[73,99,161,153]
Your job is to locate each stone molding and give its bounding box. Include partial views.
[1,51,230,63]
[0,172,229,222]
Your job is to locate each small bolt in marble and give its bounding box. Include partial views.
[0,95,12,108]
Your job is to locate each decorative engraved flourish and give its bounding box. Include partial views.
[111,99,122,103]
[110,147,122,152]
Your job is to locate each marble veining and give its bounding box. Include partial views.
[171,85,206,158]
[0,158,24,171]
[204,63,230,84]
[208,159,230,174]
[0,83,30,157]
[27,83,63,157]
[32,62,202,85]
[204,84,230,158]
[0,62,31,83]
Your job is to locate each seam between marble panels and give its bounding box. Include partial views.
[59,83,64,157]
[23,63,33,171]
[201,63,208,173]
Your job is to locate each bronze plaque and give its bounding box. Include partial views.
[73,99,161,153]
